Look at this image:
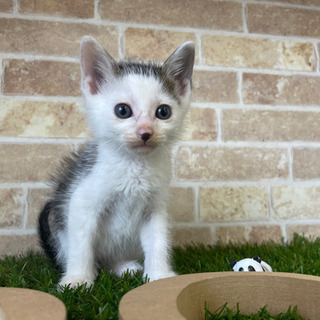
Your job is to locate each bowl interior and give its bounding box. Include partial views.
[177,273,320,319]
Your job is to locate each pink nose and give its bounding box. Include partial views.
[137,128,154,142]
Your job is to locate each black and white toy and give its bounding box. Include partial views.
[230,256,273,272]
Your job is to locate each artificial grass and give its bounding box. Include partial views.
[1,234,320,319]
[204,303,304,320]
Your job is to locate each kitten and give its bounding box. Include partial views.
[38,36,195,288]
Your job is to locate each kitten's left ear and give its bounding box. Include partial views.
[162,41,195,96]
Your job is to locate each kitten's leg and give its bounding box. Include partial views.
[59,195,99,289]
[140,212,176,282]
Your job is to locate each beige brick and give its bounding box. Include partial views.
[3,59,80,96]
[0,234,40,256]
[243,73,320,106]
[202,35,315,71]
[125,28,196,61]
[168,188,194,222]
[0,100,88,138]
[293,148,320,180]
[172,227,212,246]
[247,4,320,38]
[19,0,94,18]
[100,0,243,31]
[192,71,238,103]
[248,225,283,244]
[28,188,51,228]
[199,187,269,222]
[287,225,320,242]
[223,109,320,142]
[273,187,320,220]
[216,225,283,244]
[0,144,70,182]
[215,226,246,243]
[176,146,288,181]
[0,188,24,227]
[0,18,118,57]
[0,0,12,12]
[183,107,217,141]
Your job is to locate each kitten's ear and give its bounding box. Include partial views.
[162,41,195,96]
[80,36,116,95]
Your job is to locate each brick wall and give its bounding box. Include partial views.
[1,0,320,255]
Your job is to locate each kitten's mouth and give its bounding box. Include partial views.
[131,141,157,153]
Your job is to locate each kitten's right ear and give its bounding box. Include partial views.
[80,36,116,95]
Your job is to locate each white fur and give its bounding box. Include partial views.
[58,75,188,288]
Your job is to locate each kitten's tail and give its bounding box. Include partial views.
[38,201,61,270]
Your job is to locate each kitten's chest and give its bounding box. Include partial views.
[116,165,154,196]
[105,159,167,226]
[104,154,170,197]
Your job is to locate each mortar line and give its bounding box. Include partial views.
[288,147,294,181]
[0,137,86,144]
[267,185,275,222]
[94,0,101,21]
[171,179,320,189]
[0,95,82,103]
[0,57,3,95]
[242,2,248,34]
[195,32,203,65]
[193,64,320,77]
[12,0,19,14]
[190,103,320,112]
[177,140,320,149]
[22,186,29,229]
[0,182,50,189]
[0,228,37,236]
[118,25,127,59]
[247,0,320,11]
[314,41,320,73]
[238,71,243,105]
[215,106,223,143]
[194,185,200,223]
[0,53,79,62]
[172,219,320,230]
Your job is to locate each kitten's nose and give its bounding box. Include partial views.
[137,126,154,142]
[140,132,151,142]
[137,128,154,142]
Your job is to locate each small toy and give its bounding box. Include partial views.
[230,256,273,272]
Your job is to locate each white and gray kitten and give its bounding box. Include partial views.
[38,36,195,288]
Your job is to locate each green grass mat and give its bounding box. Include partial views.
[1,234,320,319]
[204,303,305,320]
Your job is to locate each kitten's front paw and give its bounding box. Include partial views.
[59,275,94,290]
[143,270,177,282]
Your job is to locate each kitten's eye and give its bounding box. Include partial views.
[114,104,133,119]
[156,105,172,120]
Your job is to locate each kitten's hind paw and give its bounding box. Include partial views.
[58,275,94,290]
[113,260,143,277]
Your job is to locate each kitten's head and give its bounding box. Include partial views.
[80,36,194,156]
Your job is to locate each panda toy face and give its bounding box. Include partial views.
[230,256,272,272]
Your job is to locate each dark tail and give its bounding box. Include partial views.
[38,201,61,271]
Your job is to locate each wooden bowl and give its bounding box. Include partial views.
[119,272,320,320]
[0,288,66,320]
